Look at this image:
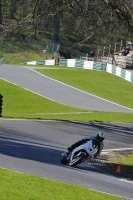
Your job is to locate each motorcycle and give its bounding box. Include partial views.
[61,140,99,167]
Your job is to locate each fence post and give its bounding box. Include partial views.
[97,49,99,62]
[120,40,122,51]
[102,47,105,62]
[114,43,116,54]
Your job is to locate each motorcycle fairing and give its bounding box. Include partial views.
[70,140,98,162]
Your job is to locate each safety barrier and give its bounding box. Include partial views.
[24,59,55,65]
[23,58,133,83]
[59,59,133,83]
[0,58,4,65]
[106,63,133,82]
[60,59,107,71]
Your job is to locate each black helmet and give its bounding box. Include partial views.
[96,132,105,142]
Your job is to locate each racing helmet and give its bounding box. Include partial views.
[96,132,105,142]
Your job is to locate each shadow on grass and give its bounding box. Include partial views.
[75,160,133,181]
[105,162,133,180]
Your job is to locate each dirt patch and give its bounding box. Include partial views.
[88,150,133,181]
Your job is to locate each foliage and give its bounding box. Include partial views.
[0,0,133,54]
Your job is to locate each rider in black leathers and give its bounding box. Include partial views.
[67,132,105,158]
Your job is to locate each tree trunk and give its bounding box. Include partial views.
[0,0,2,24]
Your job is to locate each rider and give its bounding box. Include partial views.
[67,132,105,158]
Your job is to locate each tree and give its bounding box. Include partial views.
[0,0,133,46]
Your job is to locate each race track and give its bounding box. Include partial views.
[0,119,133,199]
[0,64,133,199]
[0,64,133,113]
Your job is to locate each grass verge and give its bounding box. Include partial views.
[90,151,133,180]
[0,168,126,200]
[108,151,133,178]
[1,78,133,122]
[0,57,133,199]
[1,65,133,122]
[36,66,133,109]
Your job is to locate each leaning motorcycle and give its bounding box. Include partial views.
[61,140,99,167]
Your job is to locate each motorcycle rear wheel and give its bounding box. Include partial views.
[69,152,86,167]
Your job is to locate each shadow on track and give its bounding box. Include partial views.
[0,120,133,178]
[0,135,63,166]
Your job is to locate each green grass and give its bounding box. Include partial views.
[1,78,133,122]
[0,40,52,64]
[0,79,87,119]
[111,154,133,166]
[36,66,133,109]
[0,52,133,199]
[0,168,126,200]
[2,52,42,65]
[109,153,133,176]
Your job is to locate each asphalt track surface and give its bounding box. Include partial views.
[0,119,133,199]
[0,64,133,113]
[0,64,133,199]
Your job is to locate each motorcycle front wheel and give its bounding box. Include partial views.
[61,152,69,164]
[69,152,86,167]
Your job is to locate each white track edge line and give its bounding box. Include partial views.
[30,67,133,112]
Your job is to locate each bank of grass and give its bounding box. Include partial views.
[1,63,133,122]
[0,40,44,64]
[1,78,133,122]
[108,152,133,177]
[110,152,133,167]
[0,168,126,200]
[36,66,133,109]
[0,52,133,199]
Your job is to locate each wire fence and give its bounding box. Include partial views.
[80,40,133,68]
[98,41,125,57]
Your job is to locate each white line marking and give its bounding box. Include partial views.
[28,112,92,115]
[103,148,133,152]
[1,65,133,112]
[0,78,68,106]
[31,67,133,112]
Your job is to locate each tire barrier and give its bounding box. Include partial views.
[0,94,3,117]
